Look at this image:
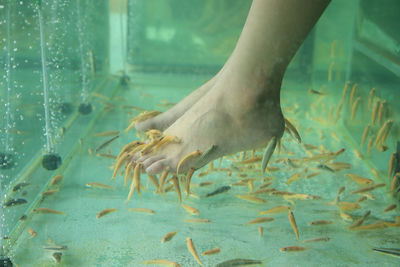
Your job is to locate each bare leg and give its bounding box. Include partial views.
[136,0,331,174]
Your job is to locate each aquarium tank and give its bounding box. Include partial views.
[0,0,399,266]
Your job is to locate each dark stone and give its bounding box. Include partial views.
[58,102,73,115]
[0,257,13,267]
[78,103,92,115]
[42,153,62,170]
[120,75,130,87]
[0,153,14,169]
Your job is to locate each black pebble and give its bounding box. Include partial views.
[42,153,62,170]
[59,102,73,115]
[0,153,14,169]
[78,103,92,115]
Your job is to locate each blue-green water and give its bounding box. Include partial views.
[1,0,400,266]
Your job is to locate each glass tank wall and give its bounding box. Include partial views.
[0,0,399,266]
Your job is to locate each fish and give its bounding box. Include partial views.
[177,150,202,175]
[148,174,159,191]
[262,136,278,174]
[286,173,301,185]
[316,164,335,172]
[391,173,400,191]
[339,211,353,222]
[185,168,195,196]
[259,206,290,215]
[159,166,170,193]
[88,148,93,155]
[112,152,129,179]
[349,83,357,105]
[284,119,302,143]
[377,100,386,125]
[247,217,274,225]
[258,226,263,236]
[125,111,162,133]
[95,135,119,153]
[351,97,361,120]
[196,144,218,167]
[12,182,30,192]
[41,189,59,197]
[357,196,367,202]
[368,87,375,109]
[367,136,374,156]
[134,162,142,195]
[328,62,334,81]
[308,88,327,95]
[337,186,345,195]
[33,208,65,215]
[97,153,117,159]
[161,231,177,243]
[374,120,393,147]
[309,220,333,226]
[4,198,28,207]
[186,237,203,266]
[171,175,182,203]
[201,247,220,256]
[181,204,200,215]
[372,248,400,258]
[361,124,371,146]
[303,237,330,243]
[124,161,134,187]
[288,210,300,241]
[85,182,115,190]
[251,188,276,195]
[198,181,214,187]
[306,172,321,179]
[351,183,385,194]
[283,193,321,200]
[184,218,211,223]
[349,210,371,229]
[43,245,68,251]
[345,174,374,185]
[153,135,181,153]
[280,246,309,252]
[388,152,396,179]
[236,195,267,204]
[128,208,156,214]
[205,186,231,198]
[216,258,262,267]
[49,175,63,186]
[371,100,380,125]
[338,202,361,212]
[142,259,181,267]
[93,130,120,137]
[239,156,262,164]
[96,208,118,218]
[384,204,396,212]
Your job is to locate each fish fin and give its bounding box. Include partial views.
[262,137,278,174]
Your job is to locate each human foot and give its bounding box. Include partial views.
[134,74,219,132]
[136,66,285,176]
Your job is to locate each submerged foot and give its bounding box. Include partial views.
[136,66,285,175]
[134,74,219,132]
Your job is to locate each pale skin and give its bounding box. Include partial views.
[134,0,331,175]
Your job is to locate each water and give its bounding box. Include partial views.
[1,0,400,266]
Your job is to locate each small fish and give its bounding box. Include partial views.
[88,148,93,155]
[50,175,63,186]
[33,208,65,215]
[351,183,385,194]
[95,135,119,154]
[308,88,326,95]
[239,156,262,164]
[201,247,220,256]
[259,206,290,215]
[339,211,353,222]
[357,196,367,202]
[309,220,333,226]
[384,204,396,212]
[186,237,203,266]
[236,195,267,204]
[86,182,115,190]
[288,210,300,241]
[317,164,335,172]
[303,237,330,243]
[284,119,302,143]
[96,208,118,219]
[198,181,214,187]
[177,150,202,175]
[158,166,170,193]
[216,258,262,267]
[43,245,68,251]
[349,210,371,229]
[247,217,274,225]
[185,168,195,196]
[361,124,371,146]
[280,246,309,252]
[181,204,200,215]
[142,259,181,267]
[286,173,301,185]
[12,182,30,192]
[345,174,374,185]
[338,202,361,212]
[388,152,396,179]
[184,218,211,223]
[41,189,59,197]
[161,231,177,243]
[97,153,117,159]
[258,226,263,236]
[351,97,361,120]
[128,208,156,214]
[372,248,400,258]
[4,198,28,207]
[262,137,278,174]
[93,130,120,137]
[171,175,182,203]
[205,186,231,198]
[28,228,37,237]
[306,172,320,179]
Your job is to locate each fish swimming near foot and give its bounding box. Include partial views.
[372,248,400,258]
[204,186,231,198]
[216,258,262,267]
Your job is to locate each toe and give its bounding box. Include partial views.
[142,155,165,169]
[145,159,169,175]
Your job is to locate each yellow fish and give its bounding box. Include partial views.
[259,206,290,215]
[236,195,267,204]
[181,204,200,215]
